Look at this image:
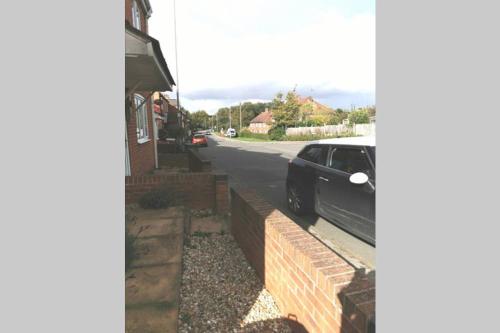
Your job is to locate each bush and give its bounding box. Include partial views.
[158,128,168,140]
[138,189,172,209]
[268,126,286,141]
[239,128,269,140]
[348,110,370,124]
[283,133,357,141]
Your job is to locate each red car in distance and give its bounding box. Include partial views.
[191,133,208,147]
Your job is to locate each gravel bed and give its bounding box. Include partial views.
[178,233,292,333]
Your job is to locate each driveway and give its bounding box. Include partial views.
[199,135,375,270]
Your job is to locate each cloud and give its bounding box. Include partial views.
[148,0,375,113]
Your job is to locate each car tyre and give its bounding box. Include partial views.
[287,183,306,215]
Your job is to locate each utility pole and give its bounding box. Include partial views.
[173,0,181,130]
[239,102,242,131]
[229,107,232,129]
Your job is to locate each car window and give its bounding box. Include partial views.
[298,145,328,165]
[194,134,204,138]
[328,146,373,177]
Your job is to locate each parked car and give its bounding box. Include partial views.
[191,133,208,147]
[286,136,375,245]
[225,128,237,137]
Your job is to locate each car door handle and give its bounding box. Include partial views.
[318,176,329,182]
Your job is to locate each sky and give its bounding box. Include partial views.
[148,0,375,114]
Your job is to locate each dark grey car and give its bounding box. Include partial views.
[286,137,376,245]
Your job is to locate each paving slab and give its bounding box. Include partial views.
[131,235,183,268]
[130,206,185,220]
[190,216,223,234]
[126,264,181,306]
[126,304,178,333]
[128,217,184,238]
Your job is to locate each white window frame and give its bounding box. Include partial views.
[134,94,149,143]
[131,1,141,30]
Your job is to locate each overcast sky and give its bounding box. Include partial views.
[148,0,375,114]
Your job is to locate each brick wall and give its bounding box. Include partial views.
[188,148,212,172]
[127,94,156,176]
[158,153,188,169]
[125,173,229,215]
[231,188,375,333]
[125,0,148,33]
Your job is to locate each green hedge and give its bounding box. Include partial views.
[239,129,270,140]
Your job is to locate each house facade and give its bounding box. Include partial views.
[248,109,273,134]
[125,0,175,176]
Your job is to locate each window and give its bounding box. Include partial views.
[328,147,373,177]
[298,145,328,165]
[131,1,141,30]
[134,94,149,143]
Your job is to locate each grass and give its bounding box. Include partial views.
[233,136,269,142]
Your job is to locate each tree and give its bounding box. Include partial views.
[190,110,210,130]
[272,91,300,127]
[348,109,370,124]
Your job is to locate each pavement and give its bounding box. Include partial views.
[199,135,376,270]
[125,206,186,333]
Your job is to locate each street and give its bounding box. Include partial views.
[199,135,376,270]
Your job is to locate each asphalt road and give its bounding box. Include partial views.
[199,135,376,270]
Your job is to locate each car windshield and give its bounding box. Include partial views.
[194,135,204,138]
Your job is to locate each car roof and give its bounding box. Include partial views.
[312,136,375,147]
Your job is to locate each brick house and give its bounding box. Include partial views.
[248,109,274,134]
[125,0,176,176]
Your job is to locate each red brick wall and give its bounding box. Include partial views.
[127,93,156,176]
[125,0,148,33]
[215,173,229,215]
[188,148,212,172]
[231,188,375,333]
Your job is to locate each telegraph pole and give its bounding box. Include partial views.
[229,106,232,129]
[173,0,181,122]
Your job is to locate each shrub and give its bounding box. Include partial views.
[158,128,168,140]
[268,126,286,141]
[239,128,269,140]
[138,189,172,209]
[348,110,370,124]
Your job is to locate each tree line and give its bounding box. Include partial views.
[185,91,375,131]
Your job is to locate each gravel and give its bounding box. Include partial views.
[178,233,292,333]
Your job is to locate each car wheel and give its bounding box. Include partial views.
[287,183,306,215]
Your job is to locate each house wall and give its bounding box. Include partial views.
[249,123,271,134]
[125,0,155,176]
[125,0,149,33]
[127,95,156,175]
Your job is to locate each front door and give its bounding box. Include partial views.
[315,145,375,244]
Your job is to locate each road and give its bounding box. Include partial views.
[199,135,376,270]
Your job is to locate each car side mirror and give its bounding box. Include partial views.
[349,172,369,185]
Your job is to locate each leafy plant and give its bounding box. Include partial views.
[348,109,370,124]
[158,128,168,140]
[268,126,286,141]
[138,189,172,209]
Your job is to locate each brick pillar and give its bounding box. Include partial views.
[214,173,229,215]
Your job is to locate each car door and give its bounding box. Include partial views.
[295,144,330,202]
[315,145,375,244]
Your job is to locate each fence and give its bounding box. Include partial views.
[286,123,375,137]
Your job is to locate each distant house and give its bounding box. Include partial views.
[249,109,273,134]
